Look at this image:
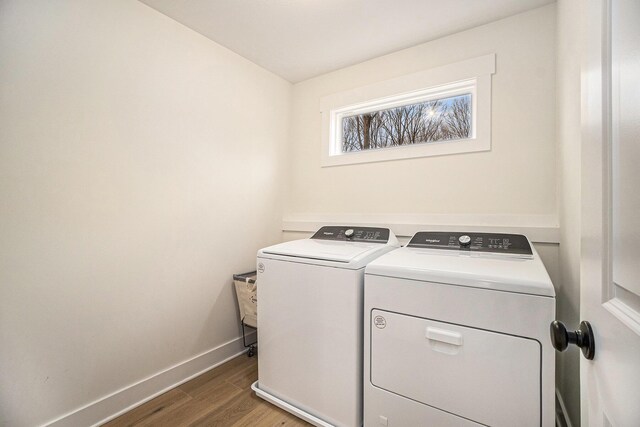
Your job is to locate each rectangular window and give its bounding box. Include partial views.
[320,54,495,167]
[341,93,472,153]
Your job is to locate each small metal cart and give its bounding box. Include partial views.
[233,271,257,357]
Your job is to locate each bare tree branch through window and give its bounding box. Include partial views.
[341,94,472,152]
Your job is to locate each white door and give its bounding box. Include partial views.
[581,0,640,425]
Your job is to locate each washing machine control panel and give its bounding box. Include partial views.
[408,232,533,256]
[311,226,390,243]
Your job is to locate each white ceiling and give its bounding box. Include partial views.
[139,0,554,83]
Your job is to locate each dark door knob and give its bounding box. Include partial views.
[550,320,595,360]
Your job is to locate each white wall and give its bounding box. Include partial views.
[283,4,562,321]
[556,0,583,425]
[286,5,557,221]
[0,1,290,426]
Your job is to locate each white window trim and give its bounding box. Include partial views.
[320,54,496,167]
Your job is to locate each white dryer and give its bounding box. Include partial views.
[253,226,400,427]
[364,232,555,427]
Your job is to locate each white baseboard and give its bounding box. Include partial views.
[555,387,574,427]
[44,332,257,427]
[282,213,560,243]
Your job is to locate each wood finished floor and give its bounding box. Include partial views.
[103,354,311,427]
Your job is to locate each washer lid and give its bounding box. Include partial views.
[366,234,555,297]
[259,226,400,268]
[262,239,384,263]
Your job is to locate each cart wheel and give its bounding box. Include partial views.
[247,347,254,357]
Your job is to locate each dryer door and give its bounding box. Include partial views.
[370,310,540,427]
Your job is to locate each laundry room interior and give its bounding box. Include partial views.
[2,1,639,426]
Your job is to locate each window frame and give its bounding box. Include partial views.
[320,54,495,167]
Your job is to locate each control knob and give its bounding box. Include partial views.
[458,235,471,246]
[344,229,355,239]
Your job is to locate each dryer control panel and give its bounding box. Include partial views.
[311,226,390,243]
[408,232,533,256]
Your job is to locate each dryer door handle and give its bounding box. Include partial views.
[426,327,463,346]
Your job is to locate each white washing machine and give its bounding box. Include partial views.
[364,232,555,427]
[252,226,400,427]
